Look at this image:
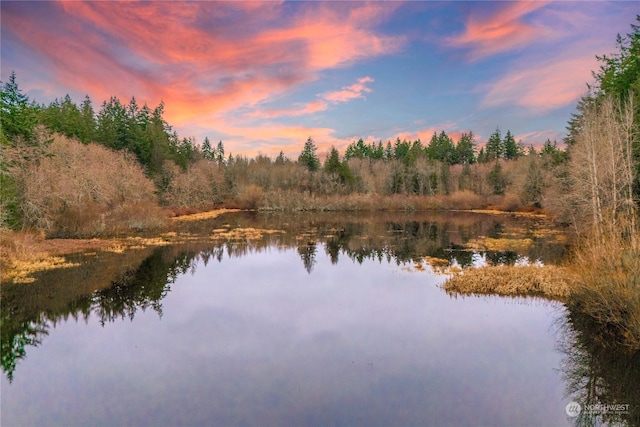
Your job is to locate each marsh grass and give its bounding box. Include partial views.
[170,208,241,222]
[567,223,640,350]
[442,265,572,300]
[464,237,534,252]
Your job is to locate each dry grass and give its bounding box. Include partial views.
[1,229,86,283]
[0,228,203,284]
[567,225,640,350]
[5,257,80,284]
[465,237,534,252]
[442,265,572,300]
[170,208,241,222]
[210,227,284,240]
[463,209,548,218]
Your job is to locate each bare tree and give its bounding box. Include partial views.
[569,94,637,242]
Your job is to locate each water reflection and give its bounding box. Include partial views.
[557,309,640,426]
[1,212,567,383]
[2,211,638,425]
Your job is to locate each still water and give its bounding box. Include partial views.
[1,212,637,426]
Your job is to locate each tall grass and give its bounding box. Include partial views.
[442,265,572,300]
[567,218,640,350]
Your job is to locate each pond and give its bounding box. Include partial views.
[1,212,638,426]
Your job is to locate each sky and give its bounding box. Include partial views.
[1,1,637,158]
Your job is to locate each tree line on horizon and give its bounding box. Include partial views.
[0,69,563,169]
[1,17,638,238]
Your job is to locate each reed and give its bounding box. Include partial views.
[442,265,572,300]
[567,221,640,350]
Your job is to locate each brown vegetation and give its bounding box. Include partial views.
[567,223,640,350]
[4,134,167,237]
[442,265,572,300]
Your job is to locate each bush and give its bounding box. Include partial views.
[236,184,264,209]
[9,134,165,237]
[160,160,225,208]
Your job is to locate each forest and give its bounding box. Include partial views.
[0,70,571,238]
[1,18,639,348]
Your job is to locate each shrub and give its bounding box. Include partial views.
[160,160,225,208]
[11,134,165,237]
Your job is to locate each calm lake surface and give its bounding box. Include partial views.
[2,212,638,426]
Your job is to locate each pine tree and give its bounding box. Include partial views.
[456,132,476,164]
[78,95,96,143]
[487,161,507,195]
[275,151,287,165]
[202,137,213,160]
[477,147,488,163]
[298,137,320,172]
[216,141,225,165]
[324,146,342,174]
[0,71,38,145]
[485,127,503,161]
[503,130,523,160]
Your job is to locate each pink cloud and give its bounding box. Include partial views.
[447,1,552,60]
[4,2,402,131]
[515,130,565,148]
[322,77,374,103]
[479,49,598,112]
[391,122,462,144]
[246,76,374,119]
[249,100,329,119]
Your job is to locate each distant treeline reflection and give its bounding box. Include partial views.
[2,212,566,382]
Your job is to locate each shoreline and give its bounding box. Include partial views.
[1,206,556,285]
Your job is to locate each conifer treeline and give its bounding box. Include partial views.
[1,71,571,234]
[1,71,564,172]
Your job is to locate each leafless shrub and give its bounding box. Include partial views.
[11,134,164,237]
[161,160,225,208]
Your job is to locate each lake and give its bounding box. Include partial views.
[1,212,637,426]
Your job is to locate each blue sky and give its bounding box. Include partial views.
[1,1,637,157]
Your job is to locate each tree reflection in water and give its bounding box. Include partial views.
[557,308,640,426]
[1,211,568,382]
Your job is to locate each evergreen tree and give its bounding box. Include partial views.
[485,127,503,161]
[78,95,96,143]
[394,138,411,162]
[324,146,342,174]
[275,151,287,165]
[298,137,320,172]
[503,130,523,160]
[456,132,476,164]
[0,71,39,145]
[477,147,488,163]
[370,141,384,160]
[384,141,393,160]
[406,139,425,165]
[216,141,225,165]
[202,136,213,160]
[540,139,567,166]
[427,131,454,163]
[566,17,640,202]
[96,97,128,150]
[324,146,353,185]
[487,161,507,195]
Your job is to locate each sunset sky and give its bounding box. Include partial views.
[1,1,637,157]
